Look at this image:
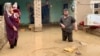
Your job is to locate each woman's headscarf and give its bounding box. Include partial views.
[4,2,12,17]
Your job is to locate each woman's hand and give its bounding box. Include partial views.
[15,13,20,17]
[19,19,21,23]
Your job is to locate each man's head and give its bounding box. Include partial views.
[63,9,69,16]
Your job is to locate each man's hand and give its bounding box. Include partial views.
[75,27,78,32]
[60,24,65,29]
[74,22,78,32]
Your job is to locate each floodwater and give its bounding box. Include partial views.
[0,26,100,56]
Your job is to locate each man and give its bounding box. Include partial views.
[27,3,34,24]
[60,9,77,42]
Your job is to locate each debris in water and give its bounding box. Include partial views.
[79,42,87,46]
[64,46,78,53]
[75,51,82,55]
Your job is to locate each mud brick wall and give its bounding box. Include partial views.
[76,0,92,24]
[0,16,7,50]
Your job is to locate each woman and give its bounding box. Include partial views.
[4,2,20,49]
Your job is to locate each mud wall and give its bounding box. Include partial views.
[0,16,7,50]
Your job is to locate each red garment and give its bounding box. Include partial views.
[4,11,18,46]
[13,9,20,24]
[79,21,84,26]
[90,26,100,29]
[13,9,20,14]
[79,21,100,29]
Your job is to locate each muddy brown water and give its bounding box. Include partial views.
[0,26,100,56]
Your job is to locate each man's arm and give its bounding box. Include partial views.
[71,16,78,31]
[60,17,65,29]
[74,22,78,31]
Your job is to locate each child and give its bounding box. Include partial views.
[60,9,77,42]
[12,2,21,24]
[12,2,21,47]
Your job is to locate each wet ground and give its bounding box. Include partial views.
[0,26,100,56]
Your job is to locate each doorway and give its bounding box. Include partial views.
[42,0,50,24]
[27,3,34,24]
[63,3,68,9]
[0,4,3,16]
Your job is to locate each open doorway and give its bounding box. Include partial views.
[0,4,3,16]
[27,2,34,24]
[42,0,50,24]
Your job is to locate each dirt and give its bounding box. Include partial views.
[0,26,100,56]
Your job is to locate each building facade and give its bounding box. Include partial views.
[75,0,100,23]
[0,0,100,31]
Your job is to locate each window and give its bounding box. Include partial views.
[94,3,100,14]
[91,1,100,14]
[94,3,100,8]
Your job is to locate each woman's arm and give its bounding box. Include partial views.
[4,12,14,28]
